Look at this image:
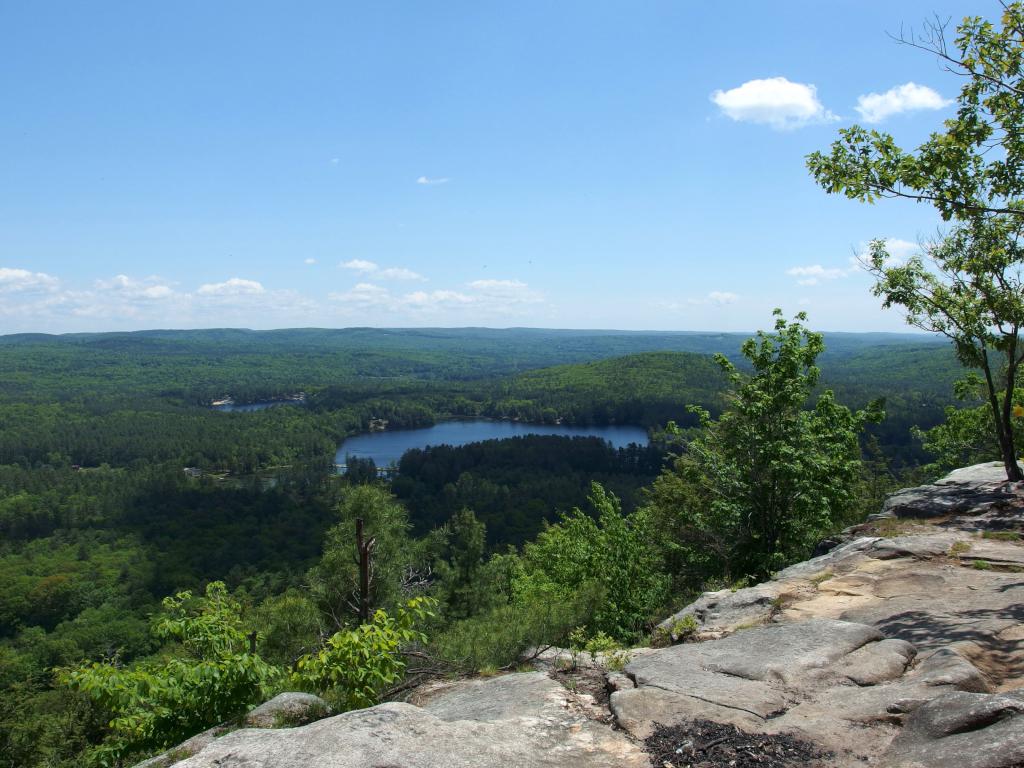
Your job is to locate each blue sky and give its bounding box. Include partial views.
[0,1,995,333]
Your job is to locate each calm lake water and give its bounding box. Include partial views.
[335,420,649,468]
[212,401,298,412]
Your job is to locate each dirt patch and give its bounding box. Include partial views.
[550,666,611,712]
[644,719,832,768]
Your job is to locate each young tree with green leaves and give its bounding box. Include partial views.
[59,582,280,766]
[807,3,1024,480]
[291,596,435,711]
[644,311,882,584]
[514,483,669,642]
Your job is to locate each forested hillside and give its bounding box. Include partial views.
[0,325,971,766]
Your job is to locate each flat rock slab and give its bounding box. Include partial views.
[629,463,1024,766]
[882,462,1023,519]
[420,671,571,722]
[173,702,649,768]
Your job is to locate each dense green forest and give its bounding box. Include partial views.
[0,325,972,767]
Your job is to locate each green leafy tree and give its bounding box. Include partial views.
[514,483,669,642]
[645,311,882,583]
[860,224,1024,480]
[807,3,1024,479]
[806,4,1024,221]
[914,384,1024,472]
[291,596,435,711]
[59,582,280,767]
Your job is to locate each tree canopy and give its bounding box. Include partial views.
[807,3,1024,480]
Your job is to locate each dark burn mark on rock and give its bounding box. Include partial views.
[644,719,833,768]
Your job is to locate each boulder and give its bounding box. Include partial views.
[880,691,1024,767]
[242,691,331,728]
[881,462,1019,519]
[173,699,649,768]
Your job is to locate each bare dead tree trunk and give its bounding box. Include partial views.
[356,518,376,624]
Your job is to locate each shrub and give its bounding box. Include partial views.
[291,597,435,711]
[59,582,280,767]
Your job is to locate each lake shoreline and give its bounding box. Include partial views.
[335,418,650,471]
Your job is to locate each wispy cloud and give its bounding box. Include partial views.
[304,258,317,265]
[854,237,920,266]
[416,176,450,185]
[855,82,951,123]
[340,259,425,281]
[341,259,378,273]
[786,263,857,286]
[0,267,59,294]
[684,291,739,306]
[197,277,266,296]
[711,77,838,130]
[96,274,176,300]
[329,277,543,317]
[377,267,425,281]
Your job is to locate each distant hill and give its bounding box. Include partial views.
[0,325,947,375]
[493,351,730,427]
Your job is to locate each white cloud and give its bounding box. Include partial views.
[786,263,856,286]
[853,238,920,267]
[304,258,317,265]
[329,158,340,165]
[0,267,59,293]
[329,282,391,306]
[708,291,738,305]
[686,291,739,306]
[197,277,265,296]
[404,289,474,307]
[340,259,425,281]
[377,267,426,281]
[416,176,449,185]
[328,277,543,317]
[468,279,528,291]
[341,259,378,273]
[855,82,952,123]
[96,274,176,300]
[711,77,838,130]
[881,238,919,264]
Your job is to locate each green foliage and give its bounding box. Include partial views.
[291,597,435,711]
[514,483,669,642]
[644,311,882,585]
[59,582,280,767]
[309,486,429,629]
[0,326,975,766]
[394,435,665,546]
[247,589,323,668]
[806,3,1024,221]
[670,614,699,641]
[808,4,1024,479]
[436,509,489,620]
[914,387,1024,473]
[430,584,600,673]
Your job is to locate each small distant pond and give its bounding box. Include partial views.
[335,419,649,469]
[211,401,300,413]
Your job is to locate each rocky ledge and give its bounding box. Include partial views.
[161,463,1024,767]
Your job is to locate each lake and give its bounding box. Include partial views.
[211,400,301,412]
[335,419,649,469]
